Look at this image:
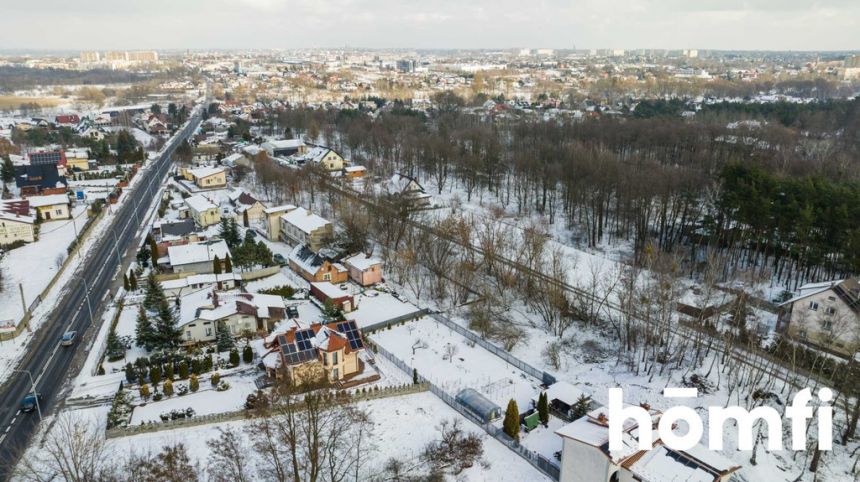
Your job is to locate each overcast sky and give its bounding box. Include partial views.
[1,0,857,51]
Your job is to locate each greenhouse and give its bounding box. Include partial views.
[455,388,501,423]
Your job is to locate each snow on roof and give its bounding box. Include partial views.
[167,240,230,267]
[187,166,225,179]
[344,252,383,272]
[185,194,217,212]
[779,280,842,306]
[264,139,305,149]
[0,212,34,224]
[264,204,296,214]
[311,281,352,299]
[223,153,244,164]
[681,443,741,474]
[280,207,330,235]
[160,272,242,290]
[344,165,366,172]
[556,405,661,463]
[625,445,717,482]
[27,194,69,207]
[535,381,587,406]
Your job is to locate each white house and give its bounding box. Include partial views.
[167,240,231,274]
[777,277,860,357]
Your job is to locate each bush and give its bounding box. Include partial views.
[163,379,174,397]
[242,345,253,364]
[176,384,189,396]
[210,372,221,387]
[229,348,240,367]
[189,374,199,392]
[215,381,230,392]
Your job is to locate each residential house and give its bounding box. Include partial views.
[65,148,91,172]
[153,218,198,243]
[288,244,348,284]
[223,152,250,168]
[343,165,366,178]
[178,289,286,343]
[384,173,432,208]
[160,272,243,298]
[296,146,345,171]
[310,282,355,312]
[263,204,296,241]
[532,381,590,422]
[28,194,71,220]
[167,240,231,274]
[28,150,67,168]
[257,320,365,385]
[777,278,860,357]
[54,114,80,127]
[343,252,383,286]
[556,405,741,482]
[15,164,68,197]
[0,208,36,246]
[279,207,333,252]
[261,138,306,157]
[185,194,221,227]
[182,166,227,189]
[228,190,266,226]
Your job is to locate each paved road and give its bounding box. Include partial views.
[0,112,201,481]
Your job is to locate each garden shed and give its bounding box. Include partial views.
[456,388,501,423]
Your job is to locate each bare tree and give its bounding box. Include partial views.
[207,427,252,482]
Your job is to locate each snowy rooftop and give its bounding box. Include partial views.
[535,381,587,406]
[185,194,217,212]
[264,204,296,214]
[160,272,242,291]
[167,240,230,267]
[311,281,353,299]
[280,207,330,235]
[263,138,304,149]
[187,166,225,179]
[555,405,660,463]
[344,252,383,271]
[26,194,70,207]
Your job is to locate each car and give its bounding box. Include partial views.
[61,330,77,346]
[273,254,287,266]
[21,392,42,413]
[246,229,257,238]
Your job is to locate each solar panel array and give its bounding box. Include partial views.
[281,341,317,365]
[295,329,314,350]
[336,321,364,350]
[30,151,63,165]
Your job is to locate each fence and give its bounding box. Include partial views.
[429,313,557,386]
[106,382,429,439]
[362,308,429,333]
[371,342,561,481]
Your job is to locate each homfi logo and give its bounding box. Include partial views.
[607,387,833,452]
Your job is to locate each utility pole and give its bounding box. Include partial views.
[18,283,29,332]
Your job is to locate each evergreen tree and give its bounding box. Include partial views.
[229,348,240,367]
[163,379,174,397]
[123,273,130,291]
[178,360,189,379]
[202,354,213,372]
[129,271,138,291]
[215,321,234,352]
[413,368,419,385]
[135,306,155,351]
[150,365,162,385]
[538,392,549,426]
[242,345,253,364]
[125,363,136,383]
[189,374,199,392]
[571,394,593,419]
[211,372,221,387]
[143,272,166,311]
[243,209,249,227]
[191,358,201,375]
[106,330,125,360]
[503,399,520,441]
[213,255,222,275]
[1,156,14,184]
[223,254,232,273]
[147,234,159,268]
[154,299,182,350]
[139,383,151,401]
[165,362,175,380]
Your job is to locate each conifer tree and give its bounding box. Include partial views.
[213,255,222,274]
[242,345,253,364]
[139,383,151,401]
[163,379,174,397]
[123,273,130,291]
[503,399,520,441]
[148,234,159,267]
[143,272,166,311]
[189,374,199,392]
[154,299,182,350]
[538,392,549,426]
[178,360,189,379]
[223,254,232,273]
[229,348,240,367]
[129,271,138,291]
[215,321,234,352]
[135,306,155,351]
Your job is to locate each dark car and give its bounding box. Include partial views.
[273,254,287,266]
[21,392,42,413]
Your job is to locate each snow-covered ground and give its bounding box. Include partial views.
[106,391,552,481]
[371,316,543,410]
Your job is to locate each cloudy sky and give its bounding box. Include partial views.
[1,0,857,51]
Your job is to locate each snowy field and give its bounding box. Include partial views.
[107,391,553,482]
[371,316,543,410]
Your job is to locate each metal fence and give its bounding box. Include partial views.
[362,308,429,333]
[372,343,561,481]
[429,313,557,386]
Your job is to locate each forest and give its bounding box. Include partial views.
[265,96,860,289]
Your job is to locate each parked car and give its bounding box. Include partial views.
[21,392,42,413]
[61,330,77,346]
[273,254,287,266]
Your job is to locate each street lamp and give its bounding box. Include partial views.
[13,369,42,421]
[71,271,95,328]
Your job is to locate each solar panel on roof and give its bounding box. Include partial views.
[295,329,314,350]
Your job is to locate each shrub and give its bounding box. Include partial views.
[189,374,199,392]
[210,372,221,387]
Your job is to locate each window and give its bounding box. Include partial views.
[828,296,836,301]
[323,353,328,366]
[822,320,833,331]
[825,307,836,316]
[332,352,338,365]
[799,329,807,339]
[186,331,191,339]
[323,273,331,281]
[205,327,212,337]
[809,301,819,311]
[332,368,339,380]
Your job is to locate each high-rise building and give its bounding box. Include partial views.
[127,51,159,62]
[79,51,100,63]
[104,51,127,61]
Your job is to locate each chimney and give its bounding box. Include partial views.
[597,412,608,424]
[640,402,651,411]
